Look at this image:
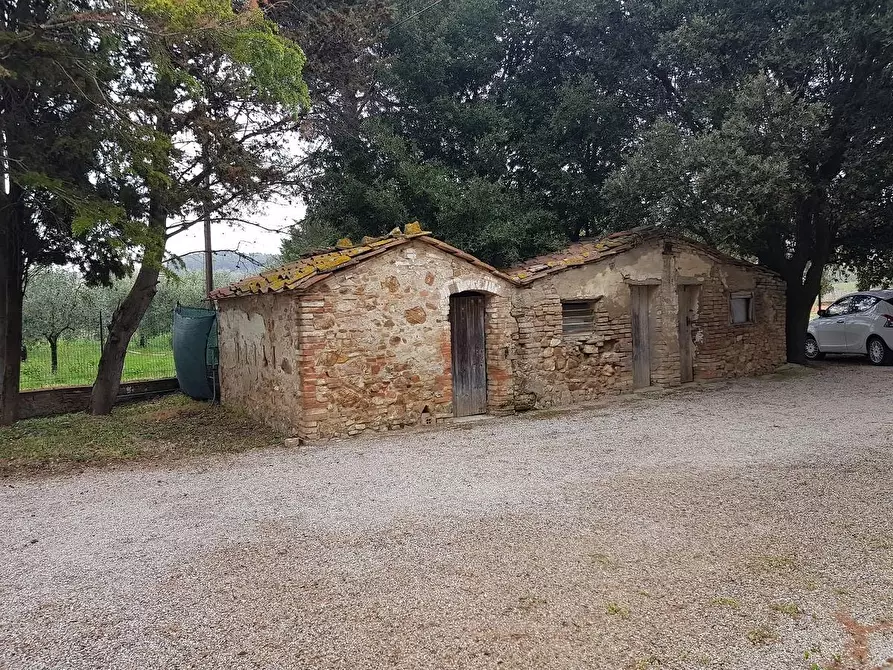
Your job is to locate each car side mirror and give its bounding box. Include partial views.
[816,309,827,317]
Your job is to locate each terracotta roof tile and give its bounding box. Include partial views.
[210,222,511,300]
[505,229,653,284]
[503,227,778,283]
[210,224,776,301]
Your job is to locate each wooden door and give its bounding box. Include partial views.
[677,285,697,383]
[630,286,652,389]
[450,293,487,416]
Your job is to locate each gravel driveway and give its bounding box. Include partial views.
[2,361,892,670]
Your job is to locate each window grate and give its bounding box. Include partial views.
[562,300,597,335]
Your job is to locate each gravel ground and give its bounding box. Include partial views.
[2,360,892,670]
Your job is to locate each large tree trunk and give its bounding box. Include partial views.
[0,246,24,425]
[0,274,22,426]
[89,214,166,415]
[783,247,827,365]
[0,190,25,425]
[0,225,10,425]
[90,74,174,416]
[784,288,813,364]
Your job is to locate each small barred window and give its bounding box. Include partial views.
[562,300,597,335]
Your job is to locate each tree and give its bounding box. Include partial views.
[280,0,690,265]
[602,0,893,362]
[0,0,132,424]
[82,0,310,415]
[22,270,88,374]
[279,0,576,266]
[1,1,309,420]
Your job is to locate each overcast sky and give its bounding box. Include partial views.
[166,198,306,258]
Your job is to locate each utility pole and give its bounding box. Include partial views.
[203,146,213,298]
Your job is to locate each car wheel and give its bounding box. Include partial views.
[804,335,825,361]
[867,336,893,366]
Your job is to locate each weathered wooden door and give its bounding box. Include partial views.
[630,286,652,389]
[677,285,697,383]
[449,292,487,416]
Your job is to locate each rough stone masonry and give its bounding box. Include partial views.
[213,225,786,439]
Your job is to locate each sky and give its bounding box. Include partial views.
[166,198,306,258]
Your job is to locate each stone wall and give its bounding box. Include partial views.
[684,257,787,381]
[217,292,302,435]
[18,378,180,420]
[512,243,668,408]
[511,239,786,409]
[217,236,786,440]
[294,241,515,439]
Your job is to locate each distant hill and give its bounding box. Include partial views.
[169,251,278,278]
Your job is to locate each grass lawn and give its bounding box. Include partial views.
[21,337,176,390]
[0,394,282,475]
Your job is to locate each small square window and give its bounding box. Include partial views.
[730,292,754,324]
[562,300,597,335]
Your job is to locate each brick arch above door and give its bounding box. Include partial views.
[441,277,510,299]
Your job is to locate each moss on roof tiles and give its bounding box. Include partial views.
[209,222,437,300]
[209,224,771,302]
[505,229,648,283]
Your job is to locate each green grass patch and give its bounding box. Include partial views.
[589,551,617,567]
[21,337,175,390]
[769,602,802,617]
[710,597,740,609]
[605,602,630,619]
[0,394,282,474]
[747,554,798,574]
[746,627,777,645]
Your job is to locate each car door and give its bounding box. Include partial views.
[813,296,853,352]
[846,295,880,353]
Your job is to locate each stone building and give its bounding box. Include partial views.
[211,223,786,439]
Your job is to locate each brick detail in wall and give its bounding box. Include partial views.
[219,238,787,440]
[293,245,516,439]
[689,273,787,381]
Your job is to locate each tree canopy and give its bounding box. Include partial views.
[602,0,893,358]
[283,0,893,360]
[0,0,310,421]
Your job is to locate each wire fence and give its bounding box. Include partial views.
[20,312,176,391]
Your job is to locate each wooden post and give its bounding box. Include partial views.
[203,150,214,298]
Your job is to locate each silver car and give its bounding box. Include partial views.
[806,290,893,365]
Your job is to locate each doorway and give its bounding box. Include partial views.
[630,285,653,388]
[677,285,699,383]
[449,292,487,416]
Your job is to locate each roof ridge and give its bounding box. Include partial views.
[210,222,466,300]
[505,228,651,283]
[504,227,776,283]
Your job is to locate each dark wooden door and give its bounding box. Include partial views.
[630,286,652,389]
[677,285,696,383]
[450,293,487,416]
